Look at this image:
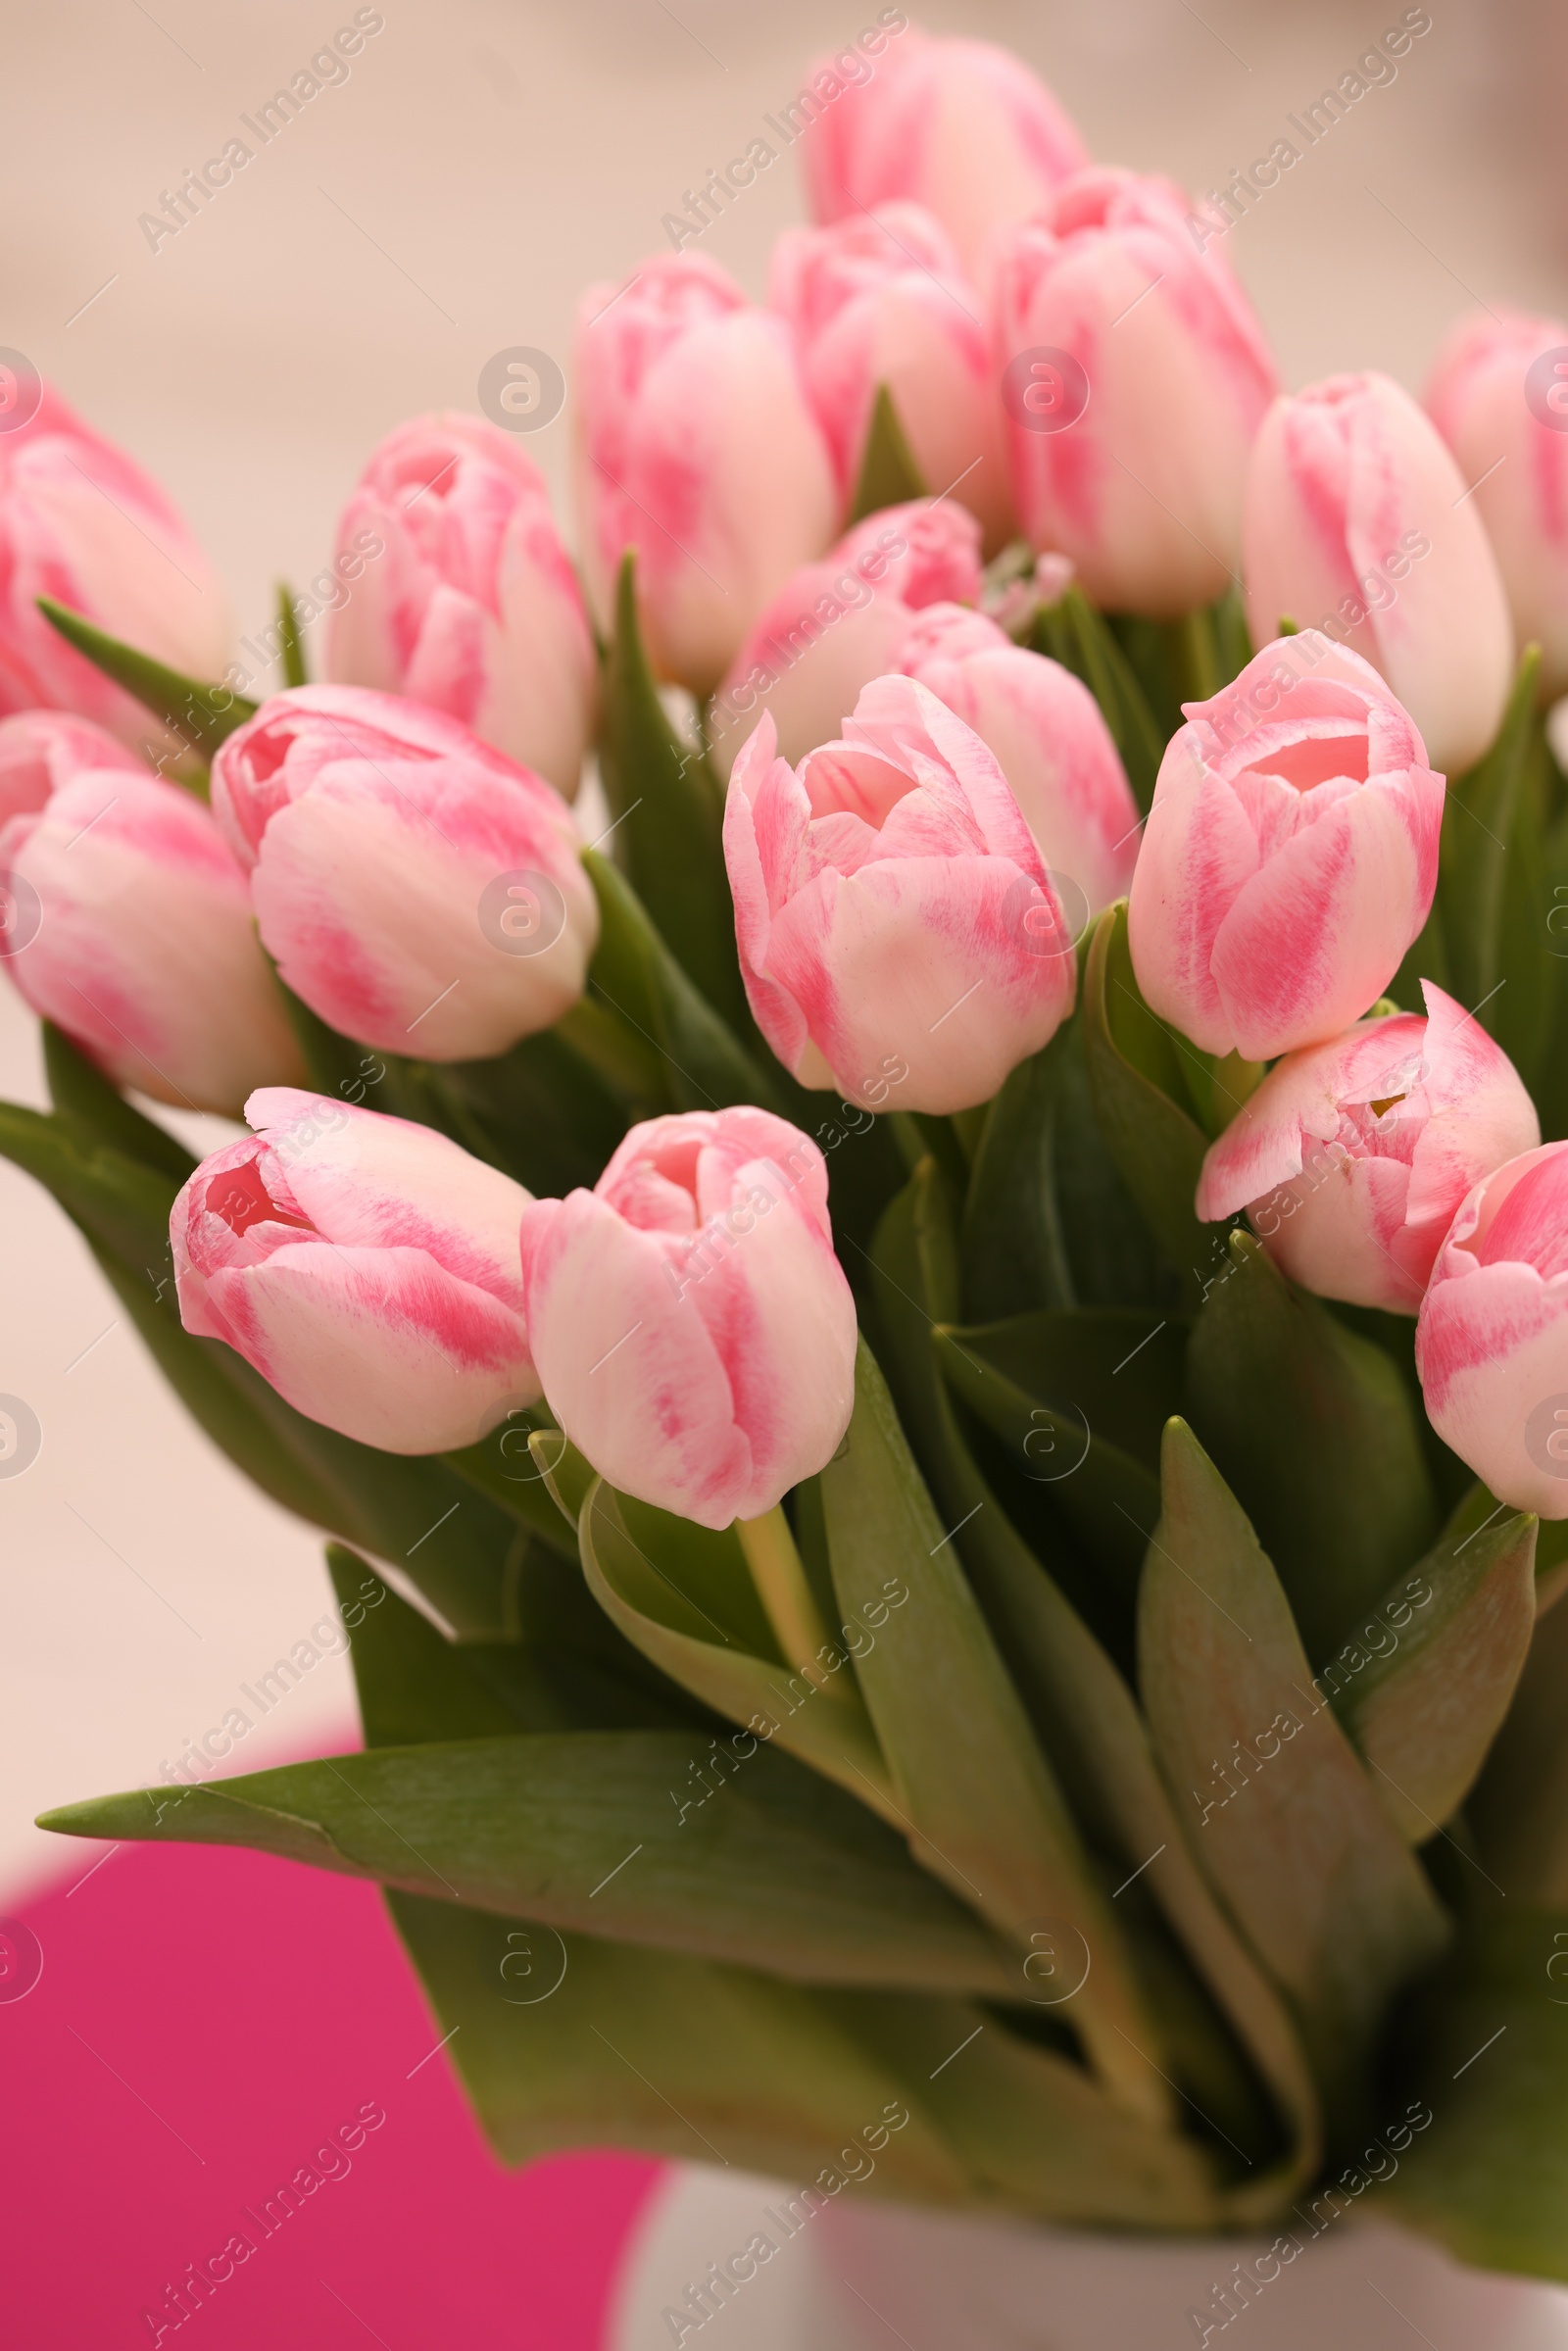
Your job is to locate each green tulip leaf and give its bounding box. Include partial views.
[848,382,929,522]
[1469,1579,1568,1902]
[36,594,255,760]
[1029,586,1164,811]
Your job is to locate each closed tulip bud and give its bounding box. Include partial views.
[994,170,1279,615]
[574,254,837,696]
[769,203,1011,549]
[1198,982,1540,1313]
[0,384,230,751]
[710,501,982,777]
[799,27,1088,285]
[1127,633,1444,1060]
[323,413,597,799]
[517,1107,856,1528]
[1425,308,1568,700]
[1244,370,1515,776]
[1417,1141,1568,1519]
[898,605,1140,917]
[172,1089,538,1454]
[0,710,145,830]
[210,685,598,1063]
[0,770,302,1113]
[724,675,1077,1115]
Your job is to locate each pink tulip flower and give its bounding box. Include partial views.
[798,26,1089,285]
[1417,1140,1568,1519]
[0,384,230,751]
[210,686,598,1064]
[724,675,1077,1115]
[1244,370,1515,776]
[323,413,597,799]
[1198,981,1540,1313]
[994,170,1279,615]
[1126,633,1444,1060]
[517,1107,857,1529]
[1425,308,1568,700]
[0,770,301,1114]
[769,202,1011,549]
[573,253,837,696]
[0,710,146,831]
[172,1089,538,1455]
[709,501,982,777]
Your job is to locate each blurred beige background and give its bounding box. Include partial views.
[3,0,1566,1889]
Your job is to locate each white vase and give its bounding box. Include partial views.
[610,2164,1568,2351]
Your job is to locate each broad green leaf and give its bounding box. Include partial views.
[1331,1513,1538,1844]
[275,581,308,687]
[36,595,255,759]
[1470,1583,1568,1901]
[38,1731,1020,1997]
[1138,1421,1450,2125]
[1434,646,1542,1037]
[385,1891,967,2190]
[1107,592,1249,745]
[597,553,747,1028]
[848,382,929,522]
[42,1022,195,1187]
[1030,586,1164,810]
[1185,1231,1438,1660]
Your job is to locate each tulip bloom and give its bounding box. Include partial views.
[710,501,982,776]
[798,27,1088,284]
[172,1090,538,1454]
[1244,370,1514,776]
[724,675,1077,1115]
[898,605,1140,917]
[1198,982,1540,1313]
[0,710,145,831]
[769,203,1011,549]
[0,770,301,1114]
[1127,633,1443,1060]
[1426,308,1568,700]
[323,413,597,798]
[517,1107,856,1528]
[210,686,598,1063]
[0,384,230,751]
[994,170,1279,616]
[1417,1141,1568,1519]
[574,253,837,696]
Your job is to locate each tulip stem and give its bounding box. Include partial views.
[737,1506,836,1682]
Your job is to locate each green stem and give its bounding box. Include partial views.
[737,1505,835,1681]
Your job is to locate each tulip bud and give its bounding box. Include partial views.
[573,254,837,696]
[1127,633,1443,1060]
[1244,370,1515,776]
[1425,307,1568,700]
[724,675,1077,1115]
[709,501,982,777]
[994,170,1279,615]
[1416,1141,1568,1519]
[172,1089,538,1454]
[0,710,145,830]
[517,1107,856,1528]
[0,383,230,751]
[798,28,1088,285]
[769,203,1011,549]
[0,770,302,1113]
[898,606,1140,918]
[210,685,598,1063]
[1198,982,1540,1313]
[323,413,597,799]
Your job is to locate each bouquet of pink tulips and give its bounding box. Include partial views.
[11,16,1568,2291]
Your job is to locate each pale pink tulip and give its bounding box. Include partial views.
[994,170,1279,615]
[210,686,597,1063]
[709,501,982,777]
[172,1089,538,1454]
[1126,632,1443,1060]
[573,254,837,696]
[323,413,597,798]
[0,770,301,1113]
[0,710,145,830]
[724,675,1076,1115]
[0,384,230,751]
[517,1107,856,1528]
[1426,308,1568,700]
[1417,1141,1568,1519]
[1198,981,1540,1313]
[769,203,1011,549]
[799,26,1088,285]
[1244,370,1515,775]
